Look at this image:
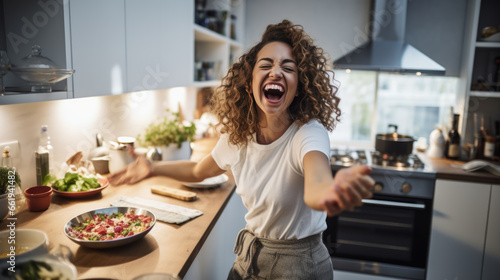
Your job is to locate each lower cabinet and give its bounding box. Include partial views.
[482,184,500,280]
[426,179,498,280]
[183,191,246,280]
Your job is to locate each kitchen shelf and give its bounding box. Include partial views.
[460,0,500,144]
[470,90,500,98]
[192,0,245,87]
[194,24,228,43]
[476,41,500,48]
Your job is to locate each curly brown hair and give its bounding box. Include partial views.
[210,19,341,146]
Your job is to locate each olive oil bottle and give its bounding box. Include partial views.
[445,114,461,159]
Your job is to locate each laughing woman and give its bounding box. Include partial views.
[108,20,374,279]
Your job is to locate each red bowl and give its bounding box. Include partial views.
[24,185,53,211]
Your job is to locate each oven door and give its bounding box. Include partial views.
[322,194,432,280]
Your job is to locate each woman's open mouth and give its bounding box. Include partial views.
[263,83,285,103]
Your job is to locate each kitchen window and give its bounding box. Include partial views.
[329,70,459,147]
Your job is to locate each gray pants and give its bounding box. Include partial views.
[228,229,334,280]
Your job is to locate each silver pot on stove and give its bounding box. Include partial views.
[375,124,416,155]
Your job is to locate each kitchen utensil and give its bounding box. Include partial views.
[51,176,109,198]
[91,156,110,175]
[375,124,416,156]
[147,147,163,161]
[108,136,136,173]
[10,45,74,93]
[151,185,197,201]
[427,127,445,158]
[64,206,156,249]
[24,185,53,211]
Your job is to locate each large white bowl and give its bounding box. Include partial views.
[0,229,49,267]
[2,254,77,280]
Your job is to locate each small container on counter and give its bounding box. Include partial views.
[24,185,53,211]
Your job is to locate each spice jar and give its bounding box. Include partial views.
[484,135,496,158]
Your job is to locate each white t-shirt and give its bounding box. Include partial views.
[211,120,330,240]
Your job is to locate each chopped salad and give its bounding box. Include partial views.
[68,211,153,241]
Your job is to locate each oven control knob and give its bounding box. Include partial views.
[373,182,383,192]
[401,182,412,194]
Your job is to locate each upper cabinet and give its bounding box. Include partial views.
[125,0,193,92]
[68,0,127,98]
[193,0,245,88]
[1,0,244,105]
[460,0,500,144]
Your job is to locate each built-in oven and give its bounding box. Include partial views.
[324,149,436,280]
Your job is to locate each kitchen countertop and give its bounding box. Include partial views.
[0,175,236,279]
[0,137,235,279]
[419,153,500,184]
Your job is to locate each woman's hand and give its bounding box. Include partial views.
[107,155,152,186]
[319,165,374,216]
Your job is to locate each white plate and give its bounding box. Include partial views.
[182,174,229,189]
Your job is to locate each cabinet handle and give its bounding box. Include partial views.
[362,199,426,210]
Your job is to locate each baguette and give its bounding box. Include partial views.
[151,185,197,201]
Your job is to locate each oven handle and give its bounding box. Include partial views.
[361,199,426,209]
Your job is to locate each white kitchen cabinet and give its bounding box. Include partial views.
[458,0,500,144]
[482,184,500,280]
[183,191,246,280]
[68,0,127,98]
[125,0,193,91]
[426,179,490,280]
[0,0,71,104]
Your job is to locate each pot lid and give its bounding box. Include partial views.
[377,124,414,140]
[17,45,57,69]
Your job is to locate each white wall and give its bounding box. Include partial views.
[0,88,198,189]
[245,0,371,62]
[244,0,467,77]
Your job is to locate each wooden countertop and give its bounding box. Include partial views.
[419,153,500,184]
[1,175,235,279]
[0,137,235,279]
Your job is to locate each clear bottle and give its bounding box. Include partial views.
[2,146,26,214]
[35,125,54,185]
[445,114,461,159]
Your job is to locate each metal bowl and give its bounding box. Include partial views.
[64,207,156,249]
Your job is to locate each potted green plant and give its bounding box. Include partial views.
[138,110,196,161]
[0,167,23,220]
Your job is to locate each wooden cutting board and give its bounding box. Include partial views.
[151,185,197,201]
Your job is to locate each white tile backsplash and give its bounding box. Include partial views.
[0,88,198,189]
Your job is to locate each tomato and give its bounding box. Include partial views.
[94,214,101,222]
[106,219,115,226]
[114,226,123,233]
[95,226,107,235]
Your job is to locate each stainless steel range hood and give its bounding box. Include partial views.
[334,0,445,75]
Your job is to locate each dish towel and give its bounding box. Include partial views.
[110,196,203,224]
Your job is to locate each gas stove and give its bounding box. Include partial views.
[330,148,433,172]
[330,148,437,197]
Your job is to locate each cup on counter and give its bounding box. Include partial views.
[24,185,53,211]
